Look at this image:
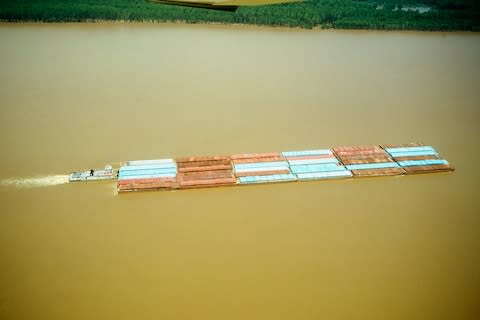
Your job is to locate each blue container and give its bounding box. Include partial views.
[127,159,175,166]
[385,146,435,153]
[118,172,177,180]
[119,167,177,176]
[239,174,297,184]
[296,171,352,180]
[290,164,347,174]
[281,149,332,157]
[397,159,448,167]
[386,150,439,157]
[120,164,177,172]
[233,161,289,171]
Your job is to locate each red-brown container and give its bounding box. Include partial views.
[178,164,232,172]
[231,152,281,160]
[232,156,284,164]
[333,146,382,153]
[340,156,393,165]
[351,167,405,176]
[403,164,453,174]
[179,177,237,188]
[178,169,234,181]
[380,142,424,149]
[176,155,230,163]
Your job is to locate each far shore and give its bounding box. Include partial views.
[1,20,479,34]
[2,0,479,32]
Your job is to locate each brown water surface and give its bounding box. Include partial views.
[0,23,479,320]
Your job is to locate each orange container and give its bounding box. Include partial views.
[403,164,452,174]
[178,164,232,172]
[333,146,381,152]
[231,152,280,160]
[351,167,405,176]
[340,156,393,165]
[177,159,231,167]
[178,169,234,181]
[176,156,230,163]
[232,156,284,164]
[118,181,176,192]
[380,142,423,148]
[179,177,237,187]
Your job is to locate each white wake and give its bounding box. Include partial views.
[0,175,70,189]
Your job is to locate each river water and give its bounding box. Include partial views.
[0,23,479,320]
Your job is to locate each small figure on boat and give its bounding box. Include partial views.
[90,169,94,176]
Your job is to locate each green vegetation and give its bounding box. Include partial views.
[0,0,479,31]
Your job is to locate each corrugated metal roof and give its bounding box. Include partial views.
[239,174,297,184]
[127,159,175,166]
[297,171,353,180]
[119,164,177,172]
[384,146,435,153]
[118,173,177,180]
[233,161,289,170]
[397,159,449,167]
[234,165,290,173]
[119,168,177,176]
[385,150,439,157]
[281,149,332,157]
[290,164,347,174]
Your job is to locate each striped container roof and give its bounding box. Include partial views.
[118,160,178,181]
[296,171,352,180]
[397,159,449,167]
[290,163,349,174]
[281,149,332,157]
[127,159,175,166]
[239,174,297,184]
[384,146,436,153]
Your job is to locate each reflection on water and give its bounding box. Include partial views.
[0,24,479,320]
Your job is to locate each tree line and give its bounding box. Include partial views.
[0,0,479,31]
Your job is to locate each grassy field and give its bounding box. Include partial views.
[0,0,479,31]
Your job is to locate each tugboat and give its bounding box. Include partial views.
[69,165,117,182]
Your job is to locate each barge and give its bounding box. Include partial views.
[68,143,454,193]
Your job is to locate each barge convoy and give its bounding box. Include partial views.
[68,143,454,194]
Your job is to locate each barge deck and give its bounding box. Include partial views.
[113,143,454,193]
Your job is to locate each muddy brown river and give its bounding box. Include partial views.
[0,23,479,319]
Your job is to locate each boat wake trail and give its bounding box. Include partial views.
[0,175,70,189]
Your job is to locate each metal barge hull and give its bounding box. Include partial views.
[115,143,454,193]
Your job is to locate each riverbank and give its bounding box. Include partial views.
[1,0,479,31]
[2,21,480,36]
